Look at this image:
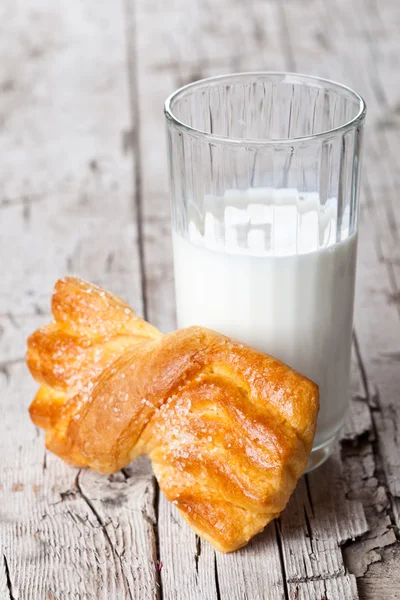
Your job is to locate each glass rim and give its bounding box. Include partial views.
[164,71,367,145]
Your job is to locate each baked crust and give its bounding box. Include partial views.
[27,277,319,552]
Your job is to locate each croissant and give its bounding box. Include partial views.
[27,277,319,552]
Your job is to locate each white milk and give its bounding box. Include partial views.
[172,189,358,450]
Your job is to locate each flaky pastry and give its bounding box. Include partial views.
[27,277,319,552]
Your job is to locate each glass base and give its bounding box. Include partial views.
[305,435,337,473]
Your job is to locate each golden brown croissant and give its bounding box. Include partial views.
[27,277,319,552]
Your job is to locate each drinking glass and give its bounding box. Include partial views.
[165,72,366,470]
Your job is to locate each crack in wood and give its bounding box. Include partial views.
[33,303,46,316]
[0,364,10,382]
[353,537,398,579]
[275,520,290,600]
[371,441,400,543]
[194,535,201,575]
[288,572,362,585]
[315,30,331,51]
[120,468,130,481]
[22,197,31,225]
[123,0,148,322]
[322,578,328,600]
[59,488,79,503]
[66,508,88,527]
[105,252,115,274]
[388,405,399,446]
[341,434,399,580]
[304,474,315,517]
[141,505,156,527]
[3,555,16,600]
[50,489,78,507]
[213,552,222,600]
[0,194,42,210]
[342,424,373,447]
[351,335,400,538]
[5,313,19,329]
[302,554,308,581]
[121,128,135,155]
[353,332,372,407]
[152,477,163,600]
[75,470,134,600]
[88,159,99,173]
[303,507,316,557]
[0,358,25,381]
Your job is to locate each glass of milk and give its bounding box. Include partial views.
[165,73,366,471]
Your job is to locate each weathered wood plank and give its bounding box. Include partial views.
[341,348,373,444]
[356,548,400,600]
[354,200,400,493]
[157,495,218,600]
[0,554,13,600]
[215,523,286,600]
[283,0,400,496]
[343,442,397,582]
[1,0,400,598]
[133,0,287,330]
[350,0,400,504]
[131,0,291,598]
[279,1,400,597]
[288,576,359,600]
[130,0,397,597]
[77,461,158,598]
[280,453,368,585]
[327,0,400,499]
[280,351,372,592]
[0,1,158,598]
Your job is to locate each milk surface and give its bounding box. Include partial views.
[173,189,357,449]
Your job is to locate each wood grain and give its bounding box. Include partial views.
[130,0,385,598]
[288,577,359,600]
[0,1,158,598]
[1,0,400,598]
[277,1,400,597]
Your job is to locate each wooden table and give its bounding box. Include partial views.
[1,0,400,598]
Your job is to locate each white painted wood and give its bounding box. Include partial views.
[288,576,359,600]
[354,202,400,494]
[0,1,158,599]
[341,349,373,443]
[215,523,286,600]
[131,0,400,597]
[280,451,368,584]
[132,1,291,598]
[133,0,287,335]
[340,365,397,593]
[277,2,400,597]
[277,0,400,499]
[1,0,400,597]
[157,495,219,600]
